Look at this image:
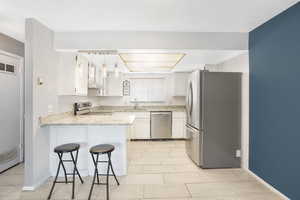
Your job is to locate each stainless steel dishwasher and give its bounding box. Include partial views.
[150,111,172,139]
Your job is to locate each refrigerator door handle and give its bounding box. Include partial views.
[189,82,193,117]
[186,124,199,133]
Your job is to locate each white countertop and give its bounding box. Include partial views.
[40,112,135,126]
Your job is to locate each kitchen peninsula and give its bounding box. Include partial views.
[41,112,135,177]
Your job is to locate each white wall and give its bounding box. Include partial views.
[24,19,60,189]
[208,53,249,169]
[0,32,24,57]
[54,31,248,51]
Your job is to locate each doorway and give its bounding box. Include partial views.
[0,50,24,172]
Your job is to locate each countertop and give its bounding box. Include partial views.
[91,105,186,113]
[40,105,185,127]
[40,112,135,126]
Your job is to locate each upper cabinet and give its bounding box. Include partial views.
[105,74,123,96]
[58,52,88,96]
[88,72,123,97]
[130,78,166,102]
[172,72,189,96]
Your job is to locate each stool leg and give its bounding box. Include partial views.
[74,150,84,184]
[70,152,76,199]
[106,154,110,200]
[58,153,68,184]
[108,152,120,185]
[47,153,62,200]
[91,153,100,184]
[88,153,99,200]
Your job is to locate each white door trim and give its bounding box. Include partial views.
[0,49,24,164]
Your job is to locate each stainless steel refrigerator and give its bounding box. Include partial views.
[185,70,241,168]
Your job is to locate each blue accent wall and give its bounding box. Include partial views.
[249,2,300,199]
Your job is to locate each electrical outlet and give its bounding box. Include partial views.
[236,150,241,158]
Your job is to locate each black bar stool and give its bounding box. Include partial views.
[88,144,120,200]
[47,143,84,200]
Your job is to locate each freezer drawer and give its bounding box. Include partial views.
[185,124,202,166]
[150,112,172,139]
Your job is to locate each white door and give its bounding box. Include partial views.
[0,52,23,172]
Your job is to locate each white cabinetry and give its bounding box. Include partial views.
[89,73,123,97]
[58,53,88,96]
[130,78,165,102]
[172,73,189,96]
[105,74,123,96]
[130,112,150,139]
[172,111,186,138]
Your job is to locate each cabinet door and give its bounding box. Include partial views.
[172,118,184,138]
[106,74,123,96]
[131,78,165,102]
[172,73,188,96]
[75,55,88,96]
[58,53,88,96]
[131,118,150,139]
[147,79,165,102]
[172,111,187,139]
[58,53,76,95]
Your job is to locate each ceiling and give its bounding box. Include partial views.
[79,49,247,73]
[0,0,298,42]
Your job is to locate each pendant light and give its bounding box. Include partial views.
[102,54,107,78]
[114,63,119,78]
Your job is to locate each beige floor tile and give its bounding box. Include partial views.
[143,164,200,174]
[130,157,162,165]
[163,172,210,184]
[232,193,284,200]
[143,198,189,200]
[0,141,283,200]
[187,181,271,198]
[0,174,24,186]
[161,157,194,165]
[187,182,238,197]
[108,184,144,199]
[128,165,144,174]
[143,184,191,199]
[120,174,164,185]
[0,186,23,200]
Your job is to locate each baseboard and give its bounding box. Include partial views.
[0,156,21,173]
[245,169,290,200]
[22,173,50,191]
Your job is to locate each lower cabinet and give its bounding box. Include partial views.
[172,112,186,139]
[129,111,186,140]
[130,112,151,139]
[172,118,184,138]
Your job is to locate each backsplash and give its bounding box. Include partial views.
[57,93,185,113]
[57,73,186,113]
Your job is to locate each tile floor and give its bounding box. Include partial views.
[0,141,283,200]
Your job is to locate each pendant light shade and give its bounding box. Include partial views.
[114,63,119,78]
[102,63,107,78]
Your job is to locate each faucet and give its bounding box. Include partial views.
[133,98,139,109]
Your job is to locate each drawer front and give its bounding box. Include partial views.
[130,112,150,118]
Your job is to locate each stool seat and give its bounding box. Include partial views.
[54,143,80,153]
[90,144,114,154]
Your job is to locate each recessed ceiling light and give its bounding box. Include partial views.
[119,53,185,72]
